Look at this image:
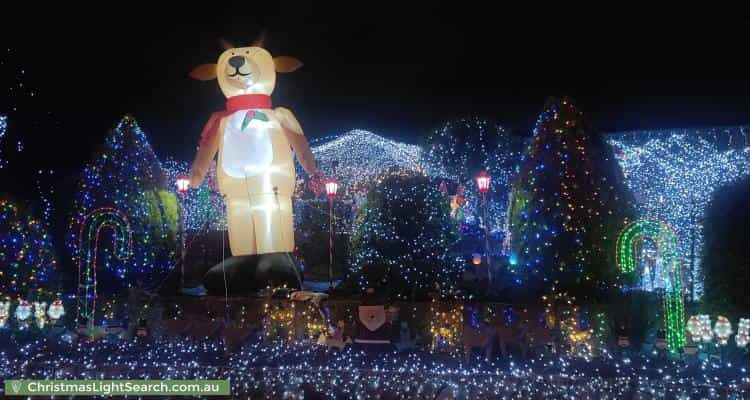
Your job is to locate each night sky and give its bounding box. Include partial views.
[2,6,750,201]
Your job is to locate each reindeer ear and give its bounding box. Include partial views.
[189,64,218,81]
[273,56,303,73]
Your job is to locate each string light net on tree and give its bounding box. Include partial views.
[608,128,750,298]
[508,97,635,298]
[422,117,520,233]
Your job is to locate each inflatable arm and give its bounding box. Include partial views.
[188,112,223,187]
[275,107,318,174]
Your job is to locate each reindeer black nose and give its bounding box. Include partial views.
[228,56,245,69]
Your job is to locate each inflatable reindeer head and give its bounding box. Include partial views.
[190,37,303,98]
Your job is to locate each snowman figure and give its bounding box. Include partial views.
[47,299,65,321]
[15,299,32,327]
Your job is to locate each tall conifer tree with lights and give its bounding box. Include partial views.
[350,173,462,297]
[508,98,635,299]
[67,116,179,294]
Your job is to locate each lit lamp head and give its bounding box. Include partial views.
[175,175,190,195]
[476,170,491,194]
[471,253,482,265]
[325,178,339,199]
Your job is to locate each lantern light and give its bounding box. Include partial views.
[471,253,482,265]
[325,178,339,198]
[175,175,190,194]
[476,170,491,193]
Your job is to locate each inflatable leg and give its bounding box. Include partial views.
[225,197,257,256]
[252,194,294,254]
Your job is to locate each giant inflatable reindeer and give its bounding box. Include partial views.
[189,39,321,293]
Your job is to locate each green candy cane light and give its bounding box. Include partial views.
[616,220,685,352]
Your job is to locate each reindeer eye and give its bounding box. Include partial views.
[246,50,249,54]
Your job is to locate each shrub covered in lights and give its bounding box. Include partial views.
[422,116,521,232]
[67,116,178,297]
[508,97,636,299]
[0,199,58,300]
[350,173,462,296]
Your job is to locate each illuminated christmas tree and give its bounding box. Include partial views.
[422,117,521,233]
[508,97,635,299]
[350,172,462,296]
[67,116,178,296]
[0,199,58,300]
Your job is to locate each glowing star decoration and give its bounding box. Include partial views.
[616,220,685,352]
[15,299,31,322]
[736,318,750,348]
[47,299,65,321]
[698,314,713,343]
[0,301,9,328]
[188,40,319,259]
[609,127,750,299]
[713,316,732,345]
[76,207,132,330]
[686,315,702,343]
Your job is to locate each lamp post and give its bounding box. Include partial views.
[325,178,339,291]
[476,170,492,287]
[175,175,190,289]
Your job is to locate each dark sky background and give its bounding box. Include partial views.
[2,6,750,201]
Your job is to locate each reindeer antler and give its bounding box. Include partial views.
[219,38,235,50]
[252,29,267,47]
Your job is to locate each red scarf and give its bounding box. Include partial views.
[199,94,273,145]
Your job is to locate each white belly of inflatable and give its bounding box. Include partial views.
[221,111,277,178]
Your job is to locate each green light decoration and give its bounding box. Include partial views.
[76,207,132,331]
[616,220,685,352]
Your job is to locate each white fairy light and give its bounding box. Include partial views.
[608,127,750,298]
